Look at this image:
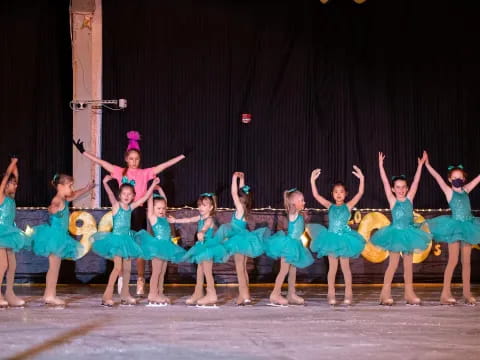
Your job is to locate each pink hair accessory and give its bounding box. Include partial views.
[126,130,141,151]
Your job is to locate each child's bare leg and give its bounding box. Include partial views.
[327,256,339,305]
[197,261,218,305]
[403,254,421,305]
[269,258,290,305]
[102,256,122,305]
[234,254,248,304]
[4,250,24,306]
[441,242,459,304]
[44,255,64,305]
[461,243,476,304]
[120,259,136,304]
[287,266,304,305]
[339,257,353,305]
[186,263,205,305]
[0,249,8,306]
[380,252,400,305]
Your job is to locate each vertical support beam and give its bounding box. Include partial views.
[71,0,102,207]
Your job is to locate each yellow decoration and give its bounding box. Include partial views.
[171,236,181,245]
[354,210,362,224]
[358,212,390,263]
[433,244,442,256]
[98,211,113,232]
[69,211,98,259]
[409,212,432,264]
[301,231,312,248]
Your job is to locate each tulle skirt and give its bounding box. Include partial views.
[215,223,268,258]
[370,224,431,253]
[182,234,229,264]
[308,224,365,258]
[427,216,480,244]
[0,224,30,252]
[135,230,186,262]
[264,231,314,268]
[91,231,142,259]
[32,224,83,259]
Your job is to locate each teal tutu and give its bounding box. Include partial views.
[32,224,83,259]
[216,223,268,258]
[182,235,229,264]
[371,224,431,253]
[427,216,480,244]
[0,224,30,252]
[264,231,314,268]
[135,230,186,262]
[91,231,142,259]
[308,224,365,258]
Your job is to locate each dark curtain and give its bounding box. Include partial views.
[102,0,480,209]
[0,0,72,206]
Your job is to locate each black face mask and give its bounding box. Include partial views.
[451,179,465,188]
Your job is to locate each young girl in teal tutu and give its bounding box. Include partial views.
[135,185,186,306]
[0,157,29,308]
[215,172,269,305]
[32,174,95,306]
[372,152,431,306]
[92,175,159,307]
[308,166,365,305]
[169,193,228,307]
[425,152,480,305]
[264,189,314,306]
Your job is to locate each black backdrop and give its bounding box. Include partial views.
[0,0,72,206]
[102,0,480,209]
[2,1,480,209]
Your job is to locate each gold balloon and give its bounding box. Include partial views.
[409,212,432,264]
[98,211,113,232]
[69,211,98,259]
[354,210,362,224]
[358,212,390,263]
[301,231,312,248]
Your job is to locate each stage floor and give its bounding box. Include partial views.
[1,285,479,359]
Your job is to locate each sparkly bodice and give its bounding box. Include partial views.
[198,217,214,238]
[151,217,171,239]
[391,199,414,229]
[327,204,352,233]
[231,213,247,230]
[112,206,132,235]
[0,196,16,226]
[50,201,70,231]
[288,215,305,240]
[449,191,473,221]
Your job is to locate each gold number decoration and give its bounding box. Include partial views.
[358,212,390,263]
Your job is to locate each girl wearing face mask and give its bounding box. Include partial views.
[92,175,159,307]
[135,185,186,306]
[308,166,365,306]
[73,131,186,296]
[371,152,431,306]
[264,189,314,307]
[32,174,95,306]
[168,193,228,307]
[424,152,480,305]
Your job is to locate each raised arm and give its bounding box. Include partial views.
[424,151,452,199]
[378,152,396,207]
[231,172,245,217]
[310,169,332,209]
[347,166,365,210]
[73,138,116,173]
[0,158,18,203]
[168,215,201,224]
[407,152,426,202]
[101,175,118,206]
[131,177,160,209]
[151,154,186,175]
[67,181,96,202]
[147,185,167,220]
[196,217,213,241]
